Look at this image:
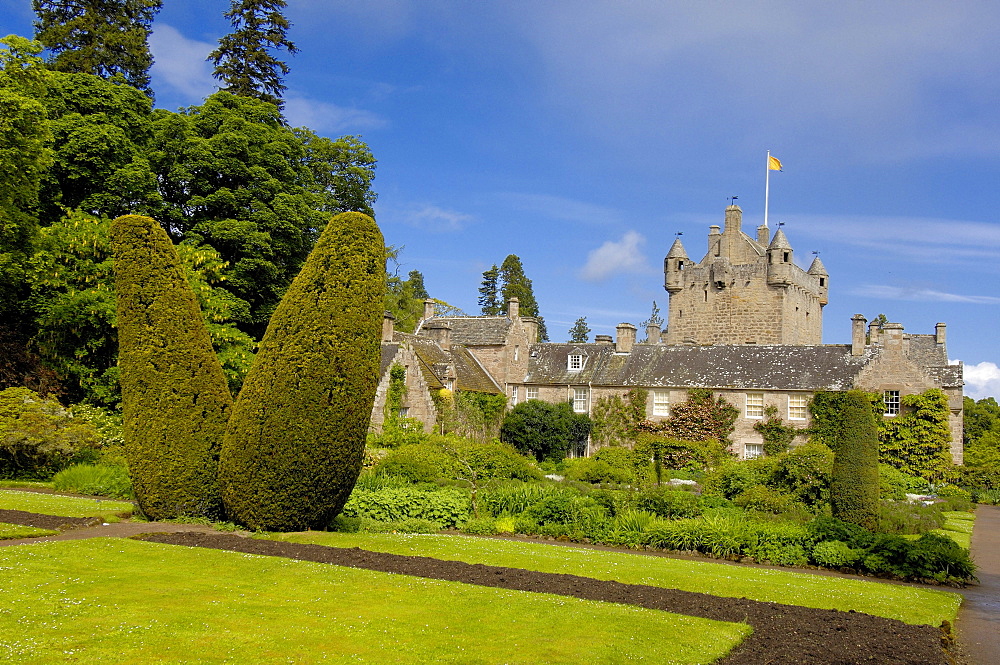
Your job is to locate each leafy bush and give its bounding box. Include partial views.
[0,387,100,478]
[811,540,860,568]
[878,501,945,535]
[219,212,385,531]
[636,486,701,519]
[111,214,233,520]
[772,442,833,508]
[52,463,132,499]
[500,400,591,462]
[373,444,455,483]
[444,438,542,483]
[732,485,795,514]
[462,517,499,535]
[342,486,471,528]
[702,458,775,499]
[564,451,635,485]
[527,492,602,525]
[904,533,976,582]
[879,464,930,500]
[481,481,565,516]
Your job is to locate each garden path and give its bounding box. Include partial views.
[955,504,1000,665]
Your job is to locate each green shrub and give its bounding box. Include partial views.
[359,517,442,534]
[879,464,930,500]
[636,486,701,519]
[328,515,362,532]
[500,400,591,462]
[811,540,860,568]
[444,438,542,483]
[830,390,880,530]
[702,458,775,499]
[219,212,385,531]
[904,532,976,582]
[878,501,945,535]
[732,485,795,514]
[342,486,471,528]
[373,444,455,483]
[806,515,868,547]
[52,463,132,499]
[481,481,566,516]
[974,488,1000,505]
[772,442,833,508]
[564,456,634,485]
[462,517,499,535]
[0,388,101,479]
[111,215,232,520]
[527,492,601,525]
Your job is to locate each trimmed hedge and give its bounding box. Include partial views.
[830,390,880,530]
[111,215,231,519]
[218,212,385,531]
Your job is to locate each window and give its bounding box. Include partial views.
[884,390,900,416]
[514,345,520,361]
[744,443,764,459]
[568,354,584,370]
[572,387,588,413]
[526,387,538,400]
[788,394,808,420]
[652,391,670,417]
[398,407,409,417]
[745,392,764,419]
[511,385,519,406]
[445,379,454,390]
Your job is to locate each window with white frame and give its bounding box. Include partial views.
[511,385,519,406]
[652,391,670,417]
[744,443,764,459]
[788,394,808,420]
[884,390,901,416]
[572,387,588,413]
[745,392,764,419]
[568,354,584,370]
[526,387,538,400]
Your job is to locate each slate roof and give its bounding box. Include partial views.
[526,343,879,391]
[420,316,513,346]
[390,332,501,394]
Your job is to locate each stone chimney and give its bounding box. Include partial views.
[757,224,769,245]
[382,312,395,343]
[595,334,613,345]
[507,297,519,319]
[521,316,538,344]
[868,320,881,346]
[882,322,904,355]
[851,314,867,356]
[422,298,436,321]
[708,225,721,256]
[645,323,661,344]
[935,322,947,346]
[616,323,636,353]
[423,320,452,350]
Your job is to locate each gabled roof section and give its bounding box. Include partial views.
[391,331,501,394]
[422,316,514,346]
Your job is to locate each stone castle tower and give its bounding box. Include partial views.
[663,204,828,345]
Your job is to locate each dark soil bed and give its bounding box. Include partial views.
[138,531,952,665]
[0,508,98,530]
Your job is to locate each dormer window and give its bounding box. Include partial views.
[568,354,584,371]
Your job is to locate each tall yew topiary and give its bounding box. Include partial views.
[830,390,880,530]
[111,215,232,520]
[219,212,385,531]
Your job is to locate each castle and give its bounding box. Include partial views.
[373,204,965,462]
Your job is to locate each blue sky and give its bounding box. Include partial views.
[4,1,999,398]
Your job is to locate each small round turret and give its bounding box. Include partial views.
[663,237,689,293]
[808,256,829,305]
[766,228,793,286]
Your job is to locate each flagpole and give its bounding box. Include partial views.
[764,150,771,228]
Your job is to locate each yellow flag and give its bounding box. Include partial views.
[768,155,783,171]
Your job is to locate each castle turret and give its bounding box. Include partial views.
[807,256,828,306]
[766,228,793,286]
[663,237,688,294]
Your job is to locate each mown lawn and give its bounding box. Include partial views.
[0,538,749,664]
[0,490,133,521]
[0,523,56,540]
[263,531,962,627]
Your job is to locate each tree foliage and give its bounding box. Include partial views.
[753,405,801,456]
[0,386,99,478]
[209,0,298,110]
[219,212,385,531]
[638,389,738,445]
[500,400,591,462]
[478,264,500,315]
[111,214,233,520]
[830,390,880,530]
[498,254,547,339]
[880,389,952,482]
[568,316,590,343]
[32,0,162,95]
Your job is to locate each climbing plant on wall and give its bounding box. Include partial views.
[880,388,952,482]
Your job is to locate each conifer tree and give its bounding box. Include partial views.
[498,254,548,340]
[830,390,880,530]
[209,0,298,110]
[110,214,232,520]
[568,317,590,343]
[408,270,428,299]
[32,0,162,95]
[478,264,500,315]
[219,212,385,531]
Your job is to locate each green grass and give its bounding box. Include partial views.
[261,531,962,627]
[936,511,974,549]
[0,490,133,521]
[0,522,57,540]
[0,481,53,490]
[0,538,749,664]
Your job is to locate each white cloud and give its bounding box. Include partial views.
[963,361,1000,399]
[851,285,1000,305]
[283,96,386,134]
[149,24,216,101]
[384,204,474,232]
[579,231,651,282]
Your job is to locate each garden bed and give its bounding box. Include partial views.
[139,531,952,664]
